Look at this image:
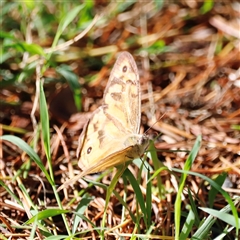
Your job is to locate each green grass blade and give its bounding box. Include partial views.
[29,216,38,239]
[209,172,227,208]
[200,207,240,227]
[45,235,69,240]
[173,168,239,238]
[188,188,200,226]
[0,179,23,206]
[50,4,85,58]
[146,170,152,228]
[113,189,136,222]
[193,198,240,239]
[179,204,195,239]
[39,80,53,180]
[25,209,69,224]
[101,165,127,236]
[1,124,28,134]
[72,194,94,234]
[124,168,147,227]
[175,135,202,239]
[214,226,235,240]
[1,135,53,184]
[148,140,166,199]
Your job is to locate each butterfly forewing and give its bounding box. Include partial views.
[103,52,141,134]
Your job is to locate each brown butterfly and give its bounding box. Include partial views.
[58,52,149,190]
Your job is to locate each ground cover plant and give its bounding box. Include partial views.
[1,1,240,239]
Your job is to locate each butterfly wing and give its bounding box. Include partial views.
[77,52,147,175]
[103,51,141,134]
[77,108,148,175]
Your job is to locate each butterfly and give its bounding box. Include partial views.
[58,52,149,190]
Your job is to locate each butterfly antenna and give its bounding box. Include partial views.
[144,113,166,135]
